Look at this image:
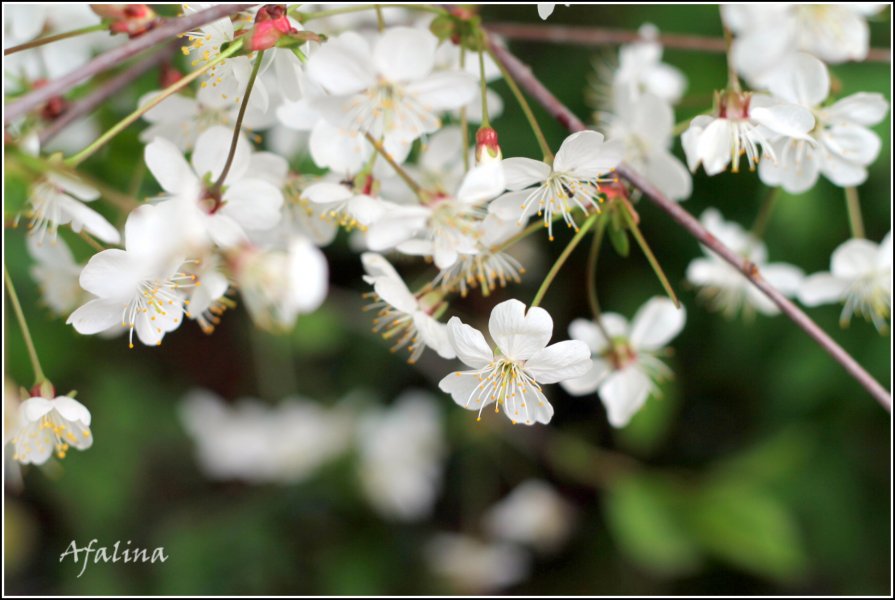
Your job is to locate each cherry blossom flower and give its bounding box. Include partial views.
[27,235,85,317]
[357,391,445,521]
[144,126,286,248]
[11,394,92,465]
[438,299,591,425]
[26,169,120,245]
[490,131,624,240]
[686,209,804,317]
[302,179,387,231]
[758,53,889,193]
[681,90,815,176]
[483,480,575,553]
[561,297,685,428]
[722,4,886,85]
[612,24,687,106]
[601,92,691,201]
[799,231,892,332]
[66,204,194,348]
[425,533,530,593]
[306,27,477,152]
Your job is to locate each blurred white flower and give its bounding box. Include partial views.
[686,208,804,317]
[439,299,591,425]
[361,253,455,363]
[27,170,120,245]
[613,24,687,105]
[537,3,569,21]
[483,479,575,553]
[722,4,886,85]
[562,297,685,428]
[27,235,85,317]
[303,180,386,231]
[490,131,623,240]
[11,394,92,465]
[681,91,815,176]
[425,533,530,592]
[799,231,892,332]
[357,391,445,521]
[180,389,353,484]
[758,53,889,193]
[602,93,691,201]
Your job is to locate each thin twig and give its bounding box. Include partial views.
[4,4,255,124]
[38,45,175,146]
[487,37,892,412]
[486,22,891,63]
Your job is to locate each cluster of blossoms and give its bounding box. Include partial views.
[3,3,890,485]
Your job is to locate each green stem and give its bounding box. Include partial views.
[64,39,244,167]
[363,132,426,201]
[4,265,47,385]
[531,213,598,308]
[845,186,865,239]
[620,204,680,308]
[487,45,553,163]
[585,217,613,341]
[213,48,264,191]
[478,46,491,129]
[4,22,108,56]
[459,47,470,172]
[750,186,778,240]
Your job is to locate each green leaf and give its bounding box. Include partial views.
[604,473,702,577]
[608,223,630,257]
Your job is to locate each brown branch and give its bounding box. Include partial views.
[4,4,255,125]
[487,38,892,412]
[38,45,175,146]
[487,22,891,63]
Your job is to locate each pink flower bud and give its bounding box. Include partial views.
[91,4,157,37]
[475,127,502,165]
[249,4,296,51]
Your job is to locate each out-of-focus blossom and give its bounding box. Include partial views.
[425,533,530,592]
[613,24,687,105]
[11,392,92,465]
[483,479,575,553]
[27,235,85,317]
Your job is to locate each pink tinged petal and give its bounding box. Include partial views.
[57,195,120,244]
[20,397,55,423]
[798,273,848,306]
[414,314,456,359]
[831,238,878,279]
[192,125,250,182]
[288,238,328,312]
[221,179,284,231]
[525,340,592,384]
[599,367,653,428]
[560,358,610,396]
[630,297,685,351]
[447,316,493,368]
[695,119,733,175]
[45,172,99,201]
[66,298,123,334]
[50,396,91,425]
[439,371,494,411]
[374,27,436,82]
[766,53,829,107]
[825,92,889,126]
[488,299,553,361]
[374,277,417,314]
[405,71,477,111]
[457,162,505,204]
[501,157,551,191]
[145,136,197,195]
[751,103,815,139]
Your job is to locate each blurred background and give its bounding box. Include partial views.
[3,4,891,595]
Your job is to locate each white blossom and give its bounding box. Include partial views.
[11,394,92,465]
[27,235,85,317]
[425,533,530,592]
[483,479,575,553]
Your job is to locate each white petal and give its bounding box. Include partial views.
[191,125,250,182]
[66,298,123,334]
[537,3,556,19]
[762,263,804,297]
[361,252,402,282]
[629,297,685,351]
[307,33,375,94]
[373,277,417,314]
[643,149,692,201]
[46,172,99,201]
[447,316,493,368]
[405,71,477,111]
[600,368,652,428]
[560,358,610,396]
[414,314,456,359]
[439,371,494,411]
[374,27,436,82]
[831,238,877,279]
[766,53,829,107]
[288,238,328,312]
[303,182,353,206]
[798,273,848,306]
[20,397,55,423]
[822,124,881,166]
[57,195,121,244]
[488,299,552,361]
[824,92,889,126]
[457,162,505,204]
[554,130,622,176]
[525,340,592,384]
[51,396,91,425]
[501,157,551,191]
[78,249,135,299]
[820,153,868,187]
[221,179,284,231]
[695,119,733,175]
[145,136,198,195]
[751,103,814,139]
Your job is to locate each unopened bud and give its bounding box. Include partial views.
[30,380,56,399]
[249,4,296,51]
[91,4,157,37]
[475,127,502,165]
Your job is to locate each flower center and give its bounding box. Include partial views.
[461,358,547,424]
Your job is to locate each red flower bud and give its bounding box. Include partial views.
[475,127,502,165]
[91,4,157,38]
[249,4,296,51]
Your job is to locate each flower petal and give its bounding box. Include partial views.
[374,26,436,82]
[488,299,552,360]
[630,297,686,351]
[560,358,610,396]
[798,273,848,306]
[145,136,197,195]
[447,316,493,368]
[501,157,551,191]
[525,340,592,384]
[600,367,652,428]
[66,298,123,334]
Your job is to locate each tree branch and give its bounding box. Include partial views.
[4,4,255,125]
[487,38,892,412]
[486,22,891,63]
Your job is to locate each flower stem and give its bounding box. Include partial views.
[4,264,47,385]
[722,21,742,92]
[619,202,680,308]
[845,186,865,239]
[363,132,426,201]
[585,217,613,341]
[478,46,491,129]
[531,213,598,308]
[4,22,108,56]
[750,186,778,241]
[459,47,470,172]
[64,38,244,168]
[374,5,385,31]
[486,44,553,163]
[213,48,264,191]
